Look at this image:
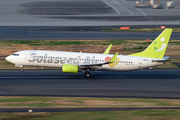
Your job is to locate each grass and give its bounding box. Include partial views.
[1,97,180,119]
[0,110,180,120]
[169,42,180,45]
[1,39,180,47]
[3,40,44,46]
[1,97,180,108]
[102,27,180,32]
[0,97,58,102]
[7,103,52,107]
[155,61,179,68]
[1,40,127,46]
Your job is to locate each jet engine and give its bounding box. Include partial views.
[62,64,79,73]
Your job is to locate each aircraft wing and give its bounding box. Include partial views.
[78,52,118,68]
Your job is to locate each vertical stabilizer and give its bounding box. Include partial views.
[129,28,173,59]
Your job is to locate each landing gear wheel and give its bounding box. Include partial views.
[85,71,91,78]
[20,69,24,72]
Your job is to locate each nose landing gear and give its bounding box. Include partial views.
[85,69,91,78]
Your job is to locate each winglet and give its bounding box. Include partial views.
[103,44,112,54]
[108,52,118,63]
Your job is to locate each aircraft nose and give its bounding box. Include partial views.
[5,56,12,62]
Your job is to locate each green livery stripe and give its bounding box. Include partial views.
[129,28,173,59]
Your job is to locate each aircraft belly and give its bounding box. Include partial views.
[37,62,62,68]
[101,64,138,71]
[27,61,62,68]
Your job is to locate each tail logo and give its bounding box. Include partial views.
[154,37,166,51]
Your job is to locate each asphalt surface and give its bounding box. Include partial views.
[1,0,180,26]
[0,26,180,40]
[1,107,180,113]
[0,69,180,98]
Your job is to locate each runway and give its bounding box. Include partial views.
[0,0,180,26]
[1,0,180,41]
[0,26,180,40]
[0,69,180,98]
[1,107,180,113]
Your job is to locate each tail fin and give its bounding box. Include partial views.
[129,28,173,59]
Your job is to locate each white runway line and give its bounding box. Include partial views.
[146,10,154,15]
[122,0,133,6]
[137,8,147,16]
[112,0,134,15]
[102,0,121,15]
[121,0,147,16]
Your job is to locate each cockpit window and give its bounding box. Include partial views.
[12,54,19,56]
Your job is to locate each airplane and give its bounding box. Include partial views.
[6,28,172,78]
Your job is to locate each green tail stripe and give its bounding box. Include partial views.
[129,28,173,59]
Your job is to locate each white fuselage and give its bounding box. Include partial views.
[6,50,164,71]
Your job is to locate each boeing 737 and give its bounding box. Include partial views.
[6,28,172,78]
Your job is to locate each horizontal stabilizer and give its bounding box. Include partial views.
[163,56,170,60]
[152,59,170,62]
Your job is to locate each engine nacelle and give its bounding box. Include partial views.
[62,64,78,73]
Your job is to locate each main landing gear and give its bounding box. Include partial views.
[20,66,24,72]
[85,70,91,78]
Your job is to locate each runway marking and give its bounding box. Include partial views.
[112,0,134,15]
[120,0,147,16]
[146,11,154,15]
[121,0,133,6]
[137,8,147,16]
[102,0,121,15]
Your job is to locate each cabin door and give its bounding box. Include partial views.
[138,59,142,69]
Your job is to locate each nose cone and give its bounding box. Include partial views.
[5,56,13,63]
